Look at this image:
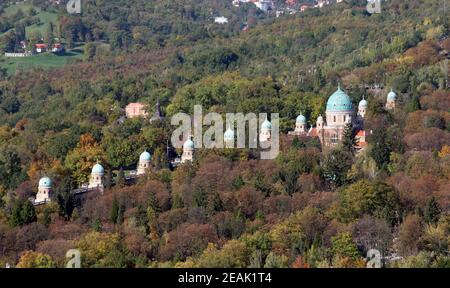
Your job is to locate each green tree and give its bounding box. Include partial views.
[110,196,119,224]
[55,177,75,221]
[0,147,24,189]
[172,194,184,209]
[91,217,103,232]
[105,169,113,189]
[331,232,360,261]
[193,187,207,208]
[341,122,358,155]
[370,128,392,171]
[405,95,421,113]
[321,149,353,188]
[9,198,37,227]
[20,200,37,225]
[423,197,441,224]
[207,191,223,215]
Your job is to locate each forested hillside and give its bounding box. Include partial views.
[0,0,449,268]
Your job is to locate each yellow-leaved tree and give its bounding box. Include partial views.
[64,134,107,185]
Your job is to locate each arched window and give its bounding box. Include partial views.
[343,115,346,122]
[333,116,336,122]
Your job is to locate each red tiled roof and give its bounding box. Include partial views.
[308,127,318,137]
[35,44,47,48]
[356,130,366,137]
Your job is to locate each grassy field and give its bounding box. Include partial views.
[0,47,85,75]
[1,2,85,75]
[3,2,59,37]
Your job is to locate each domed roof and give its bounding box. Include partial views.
[224,127,234,141]
[140,151,152,161]
[296,114,307,124]
[387,89,397,101]
[317,115,324,123]
[183,138,194,149]
[359,98,368,108]
[261,119,272,130]
[92,163,105,174]
[326,85,353,112]
[39,177,52,188]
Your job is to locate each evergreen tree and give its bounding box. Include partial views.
[9,199,22,227]
[136,204,148,229]
[322,148,353,188]
[42,207,52,227]
[104,169,113,189]
[405,95,421,113]
[193,187,207,208]
[116,205,125,225]
[110,196,119,224]
[147,206,158,240]
[292,136,306,149]
[21,199,36,224]
[55,177,75,220]
[9,198,36,227]
[91,217,103,232]
[370,128,392,171]
[423,197,441,224]
[207,191,223,215]
[313,67,325,92]
[147,189,160,213]
[232,175,245,191]
[342,122,358,155]
[172,194,184,209]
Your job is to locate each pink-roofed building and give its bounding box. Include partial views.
[125,103,148,119]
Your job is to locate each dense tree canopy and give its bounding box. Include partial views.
[0,0,449,268]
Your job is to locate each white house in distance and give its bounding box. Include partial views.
[214,16,229,24]
[35,43,64,53]
[35,43,48,53]
[255,0,274,11]
[232,0,273,11]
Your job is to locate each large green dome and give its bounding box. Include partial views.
[326,86,353,112]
